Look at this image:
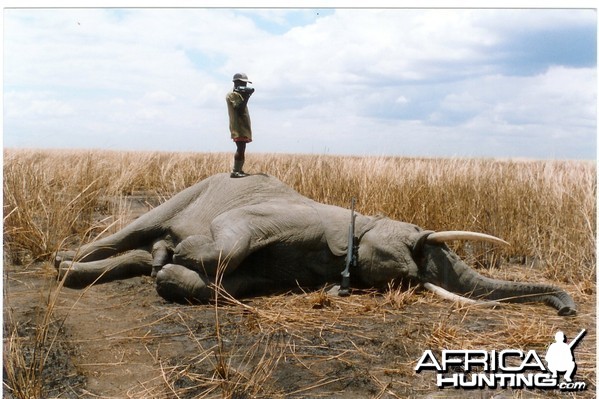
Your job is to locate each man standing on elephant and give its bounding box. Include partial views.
[226,73,254,178]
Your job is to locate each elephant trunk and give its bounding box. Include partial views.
[421,244,576,316]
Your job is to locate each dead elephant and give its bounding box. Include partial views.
[55,173,576,316]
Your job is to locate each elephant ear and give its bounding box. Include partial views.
[313,203,351,256]
[313,203,375,257]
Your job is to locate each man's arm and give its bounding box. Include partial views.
[228,91,251,112]
[237,89,253,110]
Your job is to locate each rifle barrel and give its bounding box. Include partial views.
[339,198,357,296]
[568,329,586,349]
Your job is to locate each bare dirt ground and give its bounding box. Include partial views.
[3,260,595,399]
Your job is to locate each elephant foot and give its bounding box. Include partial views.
[558,306,577,317]
[155,264,212,303]
[54,250,76,269]
[57,250,153,288]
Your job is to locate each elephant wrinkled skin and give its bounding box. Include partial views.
[55,173,576,316]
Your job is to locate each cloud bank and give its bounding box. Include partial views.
[4,8,596,159]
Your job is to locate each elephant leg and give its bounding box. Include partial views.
[58,250,153,288]
[155,264,212,303]
[155,264,271,303]
[151,239,174,277]
[172,234,250,276]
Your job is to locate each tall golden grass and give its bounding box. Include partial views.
[3,148,596,398]
[4,148,596,282]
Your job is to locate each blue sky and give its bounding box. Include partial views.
[3,7,597,159]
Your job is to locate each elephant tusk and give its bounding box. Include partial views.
[423,283,502,308]
[426,231,510,247]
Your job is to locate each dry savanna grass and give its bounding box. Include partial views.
[3,148,597,398]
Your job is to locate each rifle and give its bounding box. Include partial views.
[339,198,357,297]
[568,329,586,349]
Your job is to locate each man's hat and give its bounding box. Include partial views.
[232,73,252,83]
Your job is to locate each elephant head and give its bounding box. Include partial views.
[355,218,576,316]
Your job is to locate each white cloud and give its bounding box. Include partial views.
[144,91,176,104]
[396,96,409,105]
[3,8,596,159]
[443,67,597,131]
[5,92,74,119]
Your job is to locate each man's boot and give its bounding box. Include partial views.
[231,160,249,178]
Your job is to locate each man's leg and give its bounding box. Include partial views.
[564,362,576,382]
[232,141,248,177]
